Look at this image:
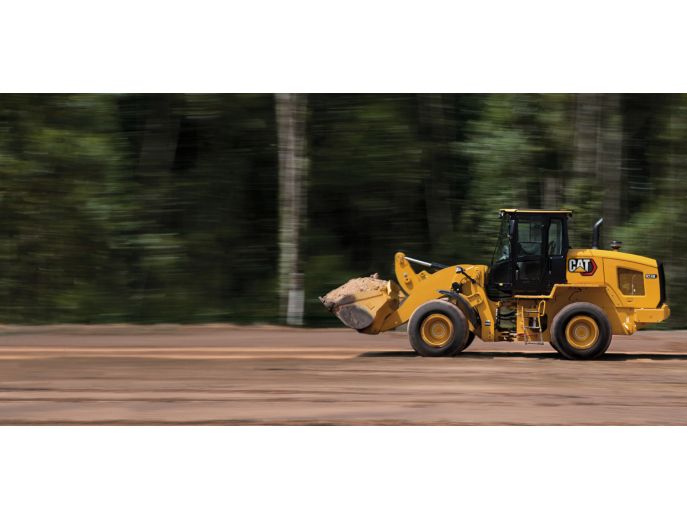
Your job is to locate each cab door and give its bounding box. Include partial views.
[512,215,547,295]
[543,216,568,292]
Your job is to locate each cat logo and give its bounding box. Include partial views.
[568,258,597,276]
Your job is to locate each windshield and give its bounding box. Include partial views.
[491,217,511,264]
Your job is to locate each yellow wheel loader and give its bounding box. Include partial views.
[320,209,670,360]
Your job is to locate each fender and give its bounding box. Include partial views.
[438,290,480,329]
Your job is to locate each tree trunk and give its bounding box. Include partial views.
[572,94,602,180]
[133,95,181,311]
[276,94,308,326]
[599,94,623,232]
[570,93,603,245]
[418,94,453,251]
[570,93,623,244]
[137,95,180,185]
[542,175,561,209]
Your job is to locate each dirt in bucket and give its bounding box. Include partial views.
[319,274,388,311]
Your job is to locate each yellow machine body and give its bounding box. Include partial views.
[323,210,670,346]
[347,248,669,343]
[321,208,670,361]
[513,248,669,342]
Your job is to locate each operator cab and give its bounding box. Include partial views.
[487,209,571,299]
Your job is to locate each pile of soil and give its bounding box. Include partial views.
[319,275,388,311]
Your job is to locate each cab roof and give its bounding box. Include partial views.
[499,208,573,217]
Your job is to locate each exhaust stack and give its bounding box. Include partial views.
[591,218,603,249]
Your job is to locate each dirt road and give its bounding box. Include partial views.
[0,325,685,424]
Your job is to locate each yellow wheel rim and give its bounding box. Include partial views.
[565,315,599,350]
[420,313,454,348]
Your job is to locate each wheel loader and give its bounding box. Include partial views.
[320,209,670,360]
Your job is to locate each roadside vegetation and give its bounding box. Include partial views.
[0,94,682,326]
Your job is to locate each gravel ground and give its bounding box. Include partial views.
[0,324,685,424]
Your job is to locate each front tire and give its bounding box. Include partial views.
[408,300,468,357]
[550,302,612,360]
[463,331,476,350]
[549,337,564,354]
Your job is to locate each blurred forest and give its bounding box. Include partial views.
[0,94,684,326]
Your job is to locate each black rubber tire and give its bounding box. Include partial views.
[549,338,564,354]
[463,331,476,350]
[550,302,612,360]
[452,330,476,356]
[408,300,468,357]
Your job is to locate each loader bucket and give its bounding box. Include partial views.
[320,275,403,334]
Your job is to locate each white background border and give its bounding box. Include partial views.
[2,426,685,518]
[2,1,686,92]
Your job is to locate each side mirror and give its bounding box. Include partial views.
[455,266,464,274]
[508,219,516,239]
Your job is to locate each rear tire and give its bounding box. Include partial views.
[408,300,468,357]
[550,302,612,360]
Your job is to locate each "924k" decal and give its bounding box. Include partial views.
[568,258,597,276]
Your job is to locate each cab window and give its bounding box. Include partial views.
[491,218,511,264]
[516,217,544,257]
[548,219,564,255]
